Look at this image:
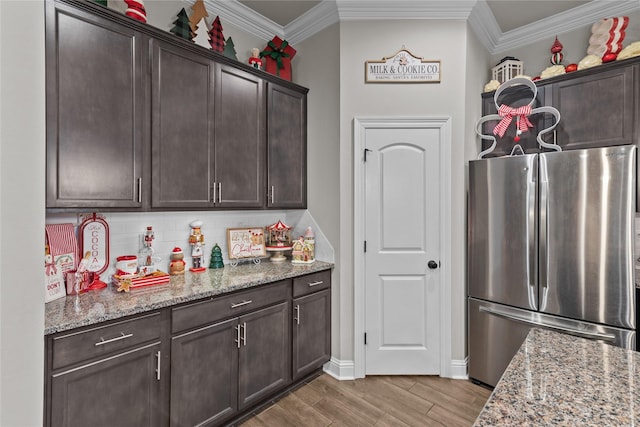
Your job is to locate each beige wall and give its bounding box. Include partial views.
[295,24,342,357]
[338,19,472,363]
[0,1,46,424]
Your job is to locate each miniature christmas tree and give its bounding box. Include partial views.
[223,37,238,60]
[209,243,224,269]
[170,8,194,42]
[124,0,147,23]
[208,16,225,52]
[193,17,211,49]
[189,0,208,33]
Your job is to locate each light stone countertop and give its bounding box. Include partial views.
[473,328,640,426]
[45,260,333,335]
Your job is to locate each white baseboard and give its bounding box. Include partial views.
[323,357,355,380]
[449,357,469,379]
[323,357,469,380]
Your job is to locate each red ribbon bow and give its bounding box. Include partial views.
[493,104,533,138]
[45,261,57,276]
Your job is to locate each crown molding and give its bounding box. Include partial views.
[467,0,500,52]
[285,1,340,45]
[194,0,285,40]
[335,0,476,21]
[187,0,640,53]
[473,0,640,55]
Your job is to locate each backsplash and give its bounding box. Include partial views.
[46,210,334,279]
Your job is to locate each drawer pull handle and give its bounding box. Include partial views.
[94,332,133,347]
[231,300,253,309]
[308,281,324,287]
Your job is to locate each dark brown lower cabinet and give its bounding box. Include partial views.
[238,302,291,409]
[50,342,163,427]
[45,271,331,427]
[292,289,331,380]
[169,301,290,426]
[170,318,238,426]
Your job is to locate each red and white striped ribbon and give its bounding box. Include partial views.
[493,104,533,138]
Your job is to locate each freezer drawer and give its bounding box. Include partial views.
[468,298,635,387]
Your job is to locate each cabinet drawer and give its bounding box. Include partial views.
[172,280,291,333]
[51,312,161,370]
[293,270,331,298]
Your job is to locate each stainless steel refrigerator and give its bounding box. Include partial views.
[468,145,637,387]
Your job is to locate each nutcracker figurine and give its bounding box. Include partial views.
[189,220,206,272]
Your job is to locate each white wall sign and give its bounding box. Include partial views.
[365,48,441,83]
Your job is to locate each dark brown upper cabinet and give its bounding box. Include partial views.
[46,0,309,211]
[267,83,307,209]
[46,1,144,209]
[213,65,266,208]
[150,39,215,209]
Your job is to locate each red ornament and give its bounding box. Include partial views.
[124,0,146,23]
[550,36,563,53]
[602,52,618,63]
[549,36,564,65]
[565,63,578,73]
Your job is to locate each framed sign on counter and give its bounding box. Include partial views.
[227,227,266,261]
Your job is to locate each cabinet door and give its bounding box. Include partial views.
[45,2,144,208]
[546,65,637,150]
[151,39,215,208]
[50,343,162,427]
[214,65,266,208]
[170,318,238,427]
[238,301,291,409]
[480,85,546,158]
[292,289,331,380]
[267,84,307,208]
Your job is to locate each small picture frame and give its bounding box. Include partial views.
[227,228,266,260]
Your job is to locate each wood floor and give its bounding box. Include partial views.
[240,374,492,427]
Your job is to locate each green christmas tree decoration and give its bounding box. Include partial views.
[209,243,224,269]
[170,8,194,42]
[223,37,238,60]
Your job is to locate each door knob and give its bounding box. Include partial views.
[428,260,439,269]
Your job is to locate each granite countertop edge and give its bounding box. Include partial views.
[45,261,334,335]
[473,328,640,426]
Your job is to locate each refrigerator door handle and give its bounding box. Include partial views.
[527,160,537,310]
[538,158,549,311]
[479,306,616,342]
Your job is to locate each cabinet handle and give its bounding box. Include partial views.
[137,178,142,203]
[241,322,247,346]
[307,281,324,287]
[294,305,300,325]
[231,300,252,309]
[218,182,222,203]
[235,324,241,348]
[212,181,217,203]
[155,351,161,381]
[271,185,275,205]
[94,332,133,346]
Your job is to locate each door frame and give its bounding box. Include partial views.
[353,116,452,378]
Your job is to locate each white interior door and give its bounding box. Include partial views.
[364,127,441,375]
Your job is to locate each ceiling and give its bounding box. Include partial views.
[238,0,591,30]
